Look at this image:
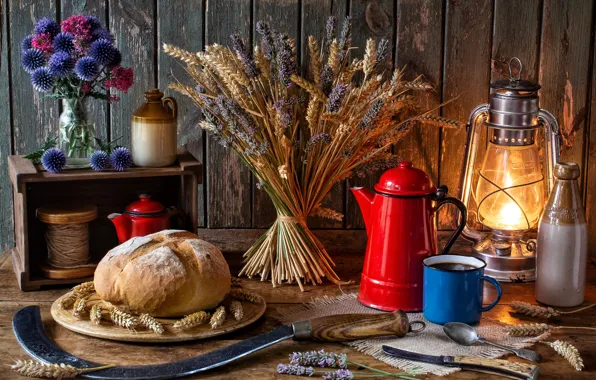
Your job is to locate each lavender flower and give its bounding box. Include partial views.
[305,133,332,153]
[21,35,34,51]
[274,33,298,88]
[110,147,133,171]
[326,84,348,113]
[323,369,353,380]
[338,16,352,51]
[34,17,60,37]
[52,32,75,54]
[358,99,385,130]
[90,150,110,171]
[376,39,389,63]
[290,350,348,369]
[21,49,46,73]
[41,148,66,173]
[325,16,337,47]
[31,67,54,92]
[277,364,315,376]
[48,51,74,77]
[274,98,295,128]
[255,21,275,60]
[320,65,334,96]
[74,56,99,81]
[230,33,260,78]
[89,38,116,65]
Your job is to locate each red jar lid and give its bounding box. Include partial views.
[374,162,437,196]
[125,194,166,215]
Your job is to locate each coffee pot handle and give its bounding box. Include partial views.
[434,185,468,255]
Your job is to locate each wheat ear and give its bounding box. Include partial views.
[415,114,463,129]
[72,298,87,319]
[90,303,103,325]
[543,340,584,371]
[10,359,114,379]
[58,293,78,310]
[510,301,561,318]
[505,323,552,336]
[173,311,211,330]
[229,300,244,321]
[290,75,326,99]
[72,281,95,294]
[229,289,261,304]
[210,306,226,329]
[110,308,139,330]
[231,277,243,287]
[139,313,164,334]
[162,43,201,66]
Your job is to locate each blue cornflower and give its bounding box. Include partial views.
[48,52,74,77]
[107,49,122,69]
[52,32,75,53]
[74,57,99,81]
[21,48,46,73]
[34,17,60,37]
[89,38,116,65]
[41,148,66,173]
[31,67,55,92]
[21,35,34,51]
[110,147,132,171]
[90,150,110,171]
[92,27,114,43]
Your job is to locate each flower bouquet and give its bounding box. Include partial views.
[21,16,134,167]
[165,17,458,289]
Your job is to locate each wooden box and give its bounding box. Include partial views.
[8,153,201,291]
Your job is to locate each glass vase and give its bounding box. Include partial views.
[59,97,95,168]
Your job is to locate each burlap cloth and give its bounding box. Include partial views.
[277,293,549,376]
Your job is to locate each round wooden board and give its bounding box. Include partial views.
[51,292,266,343]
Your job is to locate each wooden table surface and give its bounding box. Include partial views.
[1,240,595,380]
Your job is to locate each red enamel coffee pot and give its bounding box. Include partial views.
[108,194,172,244]
[351,162,467,312]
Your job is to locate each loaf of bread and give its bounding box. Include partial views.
[94,230,231,317]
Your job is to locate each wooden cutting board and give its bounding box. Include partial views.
[51,292,267,343]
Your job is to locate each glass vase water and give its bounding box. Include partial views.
[59,98,95,168]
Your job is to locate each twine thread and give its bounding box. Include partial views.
[45,223,93,268]
[278,216,306,225]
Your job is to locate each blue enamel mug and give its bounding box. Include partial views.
[423,255,502,325]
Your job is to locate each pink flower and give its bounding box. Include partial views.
[108,95,120,103]
[31,33,54,55]
[61,15,93,41]
[105,66,134,93]
[81,82,92,93]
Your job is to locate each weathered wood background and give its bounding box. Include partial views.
[2,0,596,256]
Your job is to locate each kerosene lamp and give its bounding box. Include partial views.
[459,58,561,281]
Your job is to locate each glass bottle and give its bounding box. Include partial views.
[536,162,587,307]
[59,97,94,168]
[131,88,178,167]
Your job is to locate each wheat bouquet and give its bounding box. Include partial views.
[164,17,457,290]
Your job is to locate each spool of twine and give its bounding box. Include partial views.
[37,205,98,269]
[45,223,91,268]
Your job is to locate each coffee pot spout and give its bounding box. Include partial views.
[350,187,375,234]
[108,213,131,244]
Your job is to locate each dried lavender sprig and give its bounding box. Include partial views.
[305,133,332,153]
[326,84,348,113]
[359,99,385,130]
[376,39,389,64]
[277,363,316,376]
[338,16,352,51]
[274,33,298,88]
[320,65,334,96]
[256,21,275,60]
[325,16,337,48]
[323,369,354,380]
[230,33,260,78]
[290,349,348,369]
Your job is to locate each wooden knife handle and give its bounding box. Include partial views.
[451,356,539,380]
[292,310,410,342]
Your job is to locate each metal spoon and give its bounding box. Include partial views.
[443,322,542,363]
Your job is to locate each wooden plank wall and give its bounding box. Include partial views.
[1,0,596,256]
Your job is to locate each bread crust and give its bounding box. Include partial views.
[94,230,231,317]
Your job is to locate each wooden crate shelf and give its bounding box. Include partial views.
[8,153,201,291]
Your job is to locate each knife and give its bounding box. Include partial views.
[13,305,423,380]
[382,345,539,380]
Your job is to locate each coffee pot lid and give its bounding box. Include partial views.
[374,162,436,196]
[125,194,166,215]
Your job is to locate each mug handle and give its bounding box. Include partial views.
[480,275,502,312]
[433,185,468,254]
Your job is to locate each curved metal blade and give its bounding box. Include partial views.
[13,306,294,380]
